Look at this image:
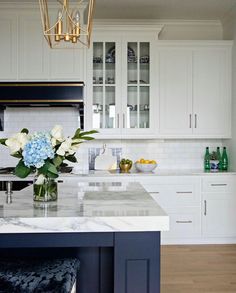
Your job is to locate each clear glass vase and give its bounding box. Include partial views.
[33,176,58,202]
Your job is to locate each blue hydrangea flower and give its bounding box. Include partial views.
[22,132,54,168]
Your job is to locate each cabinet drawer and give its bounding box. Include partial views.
[202,176,236,193]
[163,208,201,238]
[149,182,200,208]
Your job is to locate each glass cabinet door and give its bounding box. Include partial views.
[126,42,150,129]
[92,42,118,130]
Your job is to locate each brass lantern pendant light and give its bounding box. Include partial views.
[39,0,95,49]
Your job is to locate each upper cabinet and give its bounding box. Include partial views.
[18,12,49,80]
[0,9,85,82]
[192,47,231,137]
[0,13,17,80]
[158,42,232,138]
[86,28,159,138]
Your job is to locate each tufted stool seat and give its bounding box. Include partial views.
[0,257,80,293]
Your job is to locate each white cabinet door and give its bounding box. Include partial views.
[48,48,85,81]
[86,34,123,136]
[159,48,193,135]
[202,193,236,237]
[121,36,157,137]
[18,13,49,80]
[0,13,17,80]
[193,48,231,137]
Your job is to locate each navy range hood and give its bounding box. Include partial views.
[0,81,84,106]
[0,82,85,131]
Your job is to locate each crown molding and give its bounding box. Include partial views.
[94,19,222,27]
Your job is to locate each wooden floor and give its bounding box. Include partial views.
[161,245,236,293]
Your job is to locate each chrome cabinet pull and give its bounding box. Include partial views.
[123,113,125,128]
[117,114,120,128]
[176,220,192,224]
[194,114,197,128]
[211,183,227,187]
[176,191,193,194]
[189,114,192,128]
[204,200,207,216]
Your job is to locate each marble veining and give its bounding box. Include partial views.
[0,181,169,233]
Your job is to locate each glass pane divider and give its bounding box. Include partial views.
[102,42,106,129]
[137,42,140,129]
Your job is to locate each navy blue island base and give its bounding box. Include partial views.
[0,231,161,293]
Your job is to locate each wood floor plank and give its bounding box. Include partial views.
[161,245,236,293]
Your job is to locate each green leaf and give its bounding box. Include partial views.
[53,155,63,167]
[11,152,22,159]
[0,138,7,146]
[66,155,77,163]
[80,136,95,141]
[14,160,31,178]
[21,128,29,134]
[72,128,81,139]
[79,130,98,137]
[48,163,58,175]
[38,160,59,178]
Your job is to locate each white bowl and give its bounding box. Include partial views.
[135,163,157,173]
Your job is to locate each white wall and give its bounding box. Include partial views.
[0,108,223,170]
[223,7,236,170]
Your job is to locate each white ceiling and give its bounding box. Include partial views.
[94,0,236,20]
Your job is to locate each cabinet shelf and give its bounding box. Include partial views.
[127,83,150,86]
[93,84,116,87]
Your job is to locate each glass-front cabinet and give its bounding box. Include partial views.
[87,32,156,138]
[124,41,151,132]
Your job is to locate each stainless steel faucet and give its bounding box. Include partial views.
[5,181,13,204]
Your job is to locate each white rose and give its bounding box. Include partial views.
[51,125,64,142]
[5,132,28,154]
[35,174,45,185]
[5,138,21,154]
[15,133,28,148]
[56,138,72,156]
[51,137,57,147]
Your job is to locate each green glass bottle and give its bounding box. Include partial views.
[216,147,222,171]
[204,147,211,172]
[221,147,228,171]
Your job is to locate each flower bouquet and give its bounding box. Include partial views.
[0,126,97,202]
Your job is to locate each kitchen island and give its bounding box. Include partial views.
[0,180,169,293]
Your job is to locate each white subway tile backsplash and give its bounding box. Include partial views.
[0,108,224,170]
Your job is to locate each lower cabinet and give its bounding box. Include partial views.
[202,176,236,239]
[61,174,236,244]
[202,193,236,238]
[141,176,201,244]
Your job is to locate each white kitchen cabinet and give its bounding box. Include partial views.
[0,12,17,80]
[48,48,85,81]
[18,12,49,80]
[192,48,231,136]
[159,48,192,135]
[202,176,236,238]
[0,8,85,81]
[86,27,159,138]
[158,42,232,138]
[141,176,201,243]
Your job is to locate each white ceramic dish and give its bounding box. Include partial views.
[135,163,157,173]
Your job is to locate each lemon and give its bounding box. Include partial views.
[144,160,150,164]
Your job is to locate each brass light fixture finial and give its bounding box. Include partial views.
[39,0,95,49]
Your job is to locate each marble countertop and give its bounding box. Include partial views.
[0,181,169,234]
[0,169,235,181]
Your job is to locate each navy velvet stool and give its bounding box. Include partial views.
[0,258,80,293]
